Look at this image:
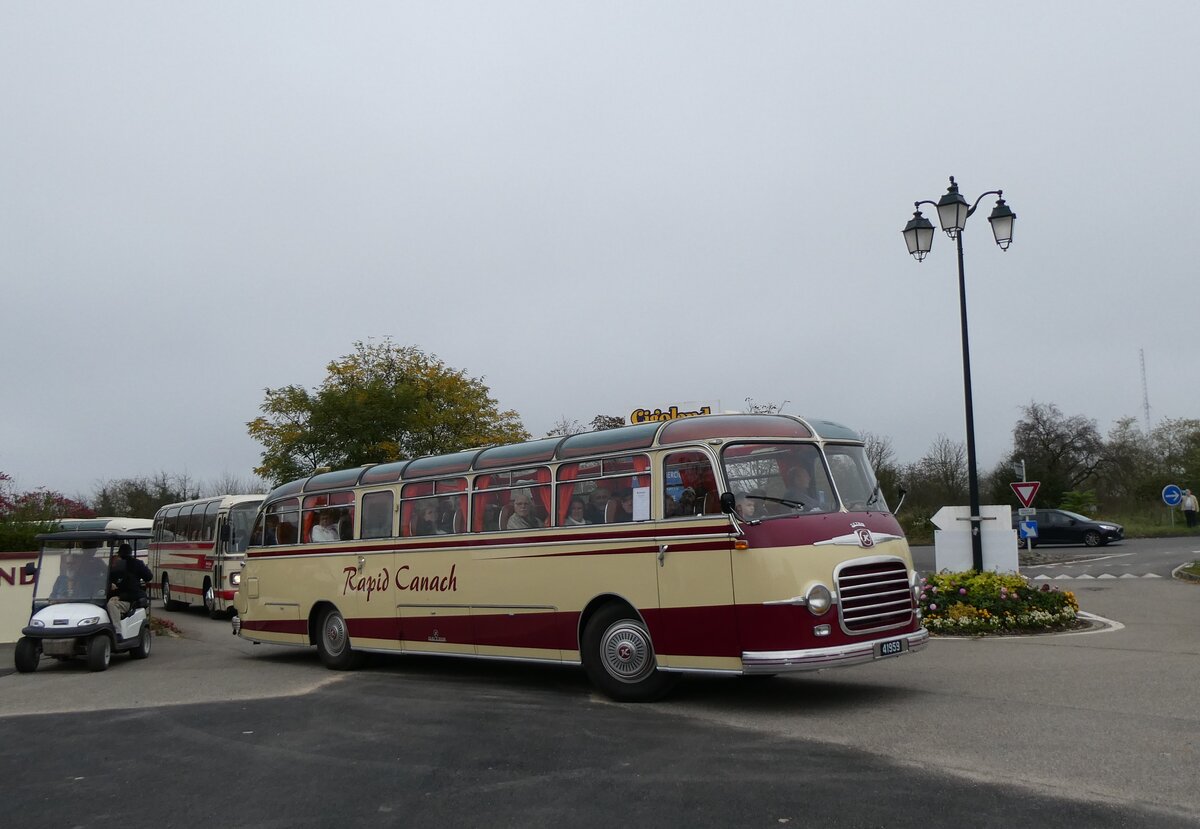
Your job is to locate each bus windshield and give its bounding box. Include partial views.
[721,442,888,516]
[824,444,888,512]
[720,443,837,516]
[227,502,260,553]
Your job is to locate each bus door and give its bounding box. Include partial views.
[653,451,738,668]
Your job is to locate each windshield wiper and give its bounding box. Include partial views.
[746,494,808,509]
[864,482,881,509]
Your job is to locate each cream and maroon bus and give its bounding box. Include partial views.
[150,495,263,618]
[234,414,928,701]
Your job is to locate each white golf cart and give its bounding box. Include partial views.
[14,528,154,673]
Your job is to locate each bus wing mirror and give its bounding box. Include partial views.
[719,492,737,514]
[23,562,36,577]
[894,486,908,515]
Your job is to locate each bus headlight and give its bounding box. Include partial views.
[806,584,833,616]
[230,572,241,586]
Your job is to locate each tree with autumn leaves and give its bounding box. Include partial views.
[247,340,529,485]
[0,471,95,552]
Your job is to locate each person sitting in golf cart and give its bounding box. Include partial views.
[106,543,152,632]
[50,548,108,600]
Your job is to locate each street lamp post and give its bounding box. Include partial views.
[903,176,1015,572]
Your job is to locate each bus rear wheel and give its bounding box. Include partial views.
[315,606,362,670]
[582,604,676,702]
[162,576,185,611]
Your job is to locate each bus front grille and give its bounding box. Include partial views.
[837,559,914,633]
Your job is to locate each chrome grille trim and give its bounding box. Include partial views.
[835,556,916,634]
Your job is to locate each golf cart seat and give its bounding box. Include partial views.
[121,596,151,618]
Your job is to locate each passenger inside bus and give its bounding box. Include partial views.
[584,488,610,524]
[563,497,589,525]
[606,489,633,523]
[782,466,819,508]
[506,492,543,530]
[311,510,342,543]
[678,487,697,516]
[736,494,760,519]
[412,502,444,536]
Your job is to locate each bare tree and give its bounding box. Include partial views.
[545,416,584,437]
[201,472,270,497]
[744,398,789,414]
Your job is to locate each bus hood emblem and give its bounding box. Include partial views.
[815,528,903,548]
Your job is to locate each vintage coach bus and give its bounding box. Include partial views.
[150,495,263,618]
[233,414,928,701]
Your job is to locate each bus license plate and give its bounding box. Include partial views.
[877,639,904,657]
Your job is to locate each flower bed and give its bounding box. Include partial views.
[149,615,183,637]
[917,570,1080,635]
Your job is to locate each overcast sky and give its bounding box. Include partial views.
[1,3,1194,497]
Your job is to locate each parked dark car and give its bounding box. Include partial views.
[1013,509,1124,548]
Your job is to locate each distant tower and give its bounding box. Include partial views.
[1140,348,1152,431]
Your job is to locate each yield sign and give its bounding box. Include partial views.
[1010,481,1041,508]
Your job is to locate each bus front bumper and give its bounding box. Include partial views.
[741,627,929,674]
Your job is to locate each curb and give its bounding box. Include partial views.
[1170,562,1200,583]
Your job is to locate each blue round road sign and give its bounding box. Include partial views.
[1162,484,1183,506]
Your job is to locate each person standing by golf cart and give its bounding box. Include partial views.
[106,543,152,633]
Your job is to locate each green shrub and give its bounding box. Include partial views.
[918,570,1080,635]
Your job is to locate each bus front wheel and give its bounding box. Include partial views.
[315,606,363,670]
[582,604,676,702]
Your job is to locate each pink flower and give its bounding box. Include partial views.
[959,588,967,595]
[928,603,938,611]
[920,593,927,600]
[931,587,939,594]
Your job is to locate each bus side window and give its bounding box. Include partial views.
[361,491,394,539]
[663,451,720,516]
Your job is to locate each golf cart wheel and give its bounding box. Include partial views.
[87,636,112,672]
[14,637,39,673]
[131,624,152,659]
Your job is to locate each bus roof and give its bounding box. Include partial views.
[152,494,265,518]
[264,413,863,502]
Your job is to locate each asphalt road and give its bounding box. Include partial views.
[1,543,1197,828]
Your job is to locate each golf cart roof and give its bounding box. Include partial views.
[36,529,153,543]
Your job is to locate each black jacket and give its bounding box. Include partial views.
[110,556,153,603]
